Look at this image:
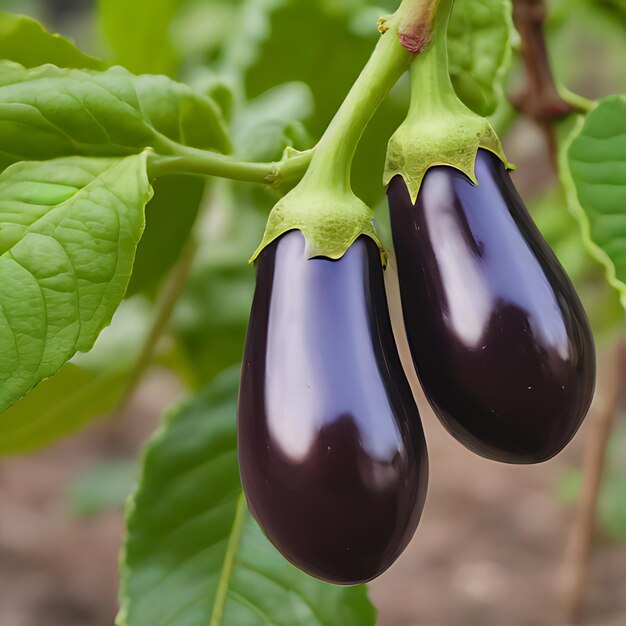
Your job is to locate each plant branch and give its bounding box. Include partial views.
[561,339,625,624]
[147,145,313,193]
[511,0,581,168]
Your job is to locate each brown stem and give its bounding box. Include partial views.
[511,0,576,169]
[561,340,625,624]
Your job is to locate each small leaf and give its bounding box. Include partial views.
[233,82,314,161]
[447,0,516,116]
[118,368,376,626]
[0,153,152,412]
[0,363,127,455]
[98,0,179,76]
[0,62,230,170]
[0,12,105,70]
[563,95,626,309]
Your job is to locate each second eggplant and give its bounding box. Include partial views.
[387,150,595,464]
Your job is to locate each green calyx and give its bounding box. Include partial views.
[384,99,512,203]
[250,186,382,263]
[384,0,512,203]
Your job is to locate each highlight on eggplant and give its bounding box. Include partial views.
[237,230,428,585]
[387,149,596,464]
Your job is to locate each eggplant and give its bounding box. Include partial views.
[238,230,428,584]
[387,149,595,464]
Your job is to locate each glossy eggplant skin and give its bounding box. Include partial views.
[387,150,595,464]
[238,230,428,585]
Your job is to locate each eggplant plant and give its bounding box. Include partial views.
[0,0,624,624]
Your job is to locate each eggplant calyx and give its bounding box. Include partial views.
[384,107,513,203]
[250,186,385,264]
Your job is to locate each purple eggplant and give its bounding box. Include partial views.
[238,230,428,584]
[387,149,595,464]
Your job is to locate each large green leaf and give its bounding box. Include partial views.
[562,96,626,309]
[447,0,515,116]
[119,368,376,626]
[0,12,105,69]
[0,296,153,455]
[0,61,230,169]
[99,0,179,76]
[0,153,152,412]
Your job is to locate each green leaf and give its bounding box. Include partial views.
[0,297,153,455]
[67,458,138,518]
[0,153,152,412]
[98,0,179,76]
[0,61,230,169]
[562,96,626,309]
[0,12,105,70]
[233,82,314,161]
[127,175,206,297]
[119,367,376,626]
[529,190,625,339]
[0,363,127,455]
[447,0,516,116]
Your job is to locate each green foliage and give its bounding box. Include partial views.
[127,175,206,297]
[0,363,127,455]
[240,0,403,205]
[68,458,138,517]
[563,96,626,309]
[0,154,152,413]
[233,82,314,161]
[558,426,626,544]
[173,193,264,384]
[447,0,516,116]
[0,11,105,69]
[0,61,230,169]
[0,296,153,456]
[119,368,376,626]
[530,190,625,340]
[98,0,179,76]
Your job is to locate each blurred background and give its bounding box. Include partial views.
[0,0,624,624]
